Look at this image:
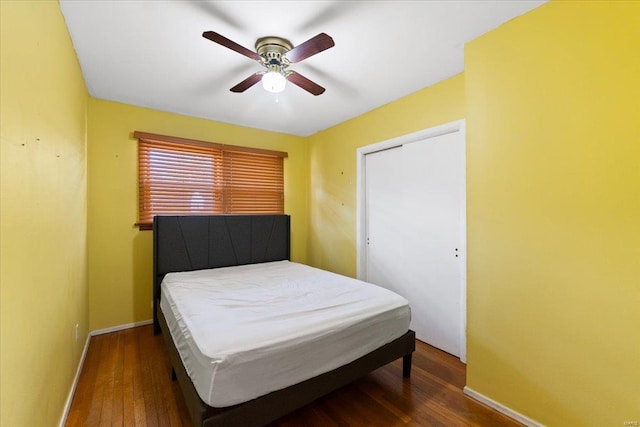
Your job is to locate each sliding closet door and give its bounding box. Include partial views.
[365,147,407,300]
[364,130,465,358]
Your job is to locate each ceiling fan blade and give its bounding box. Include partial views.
[286,71,326,96]
[285,33,335,63]
[203,31,261,61]
[230,73,264,93]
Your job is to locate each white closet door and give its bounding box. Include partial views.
[365,147,407,299]
[364,130,465,358]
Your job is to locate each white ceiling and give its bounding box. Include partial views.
[60,0,545,137]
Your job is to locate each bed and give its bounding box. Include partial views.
[153,214,416,427]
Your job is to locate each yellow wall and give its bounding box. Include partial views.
[0,1,89,426]
[306,75,465,276]
[464,1,640,425]
[87,99,308,330]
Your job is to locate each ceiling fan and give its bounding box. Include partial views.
[202,31,335,96]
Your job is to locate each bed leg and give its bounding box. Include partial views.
[171,368,177,381]
[403,353,412,378]
[153,316,161,335]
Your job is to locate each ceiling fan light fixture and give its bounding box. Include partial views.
[262,70,286,93]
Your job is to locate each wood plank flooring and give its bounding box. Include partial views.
[66,325,521,426]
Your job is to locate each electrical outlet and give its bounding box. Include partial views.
[75,323,79,341]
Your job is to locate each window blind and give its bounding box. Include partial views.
[135,131,286,229]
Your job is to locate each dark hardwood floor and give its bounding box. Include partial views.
[66,325,520,426]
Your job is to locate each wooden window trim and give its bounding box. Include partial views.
[133,131,288,158]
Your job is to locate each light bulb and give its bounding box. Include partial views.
[262,71,286,93]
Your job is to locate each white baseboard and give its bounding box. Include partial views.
[58,319,154,426]
[90,319,153,336]
[463,386,544,427]
[58,334,91,427]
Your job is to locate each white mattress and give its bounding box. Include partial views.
[160,260,410,407]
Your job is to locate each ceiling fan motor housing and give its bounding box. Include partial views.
[256,36,293,68]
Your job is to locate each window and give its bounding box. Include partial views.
[135,131,287,230]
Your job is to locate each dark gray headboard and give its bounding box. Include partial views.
[153,214,290,333]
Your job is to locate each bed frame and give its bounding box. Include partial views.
[153,214,416,427]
